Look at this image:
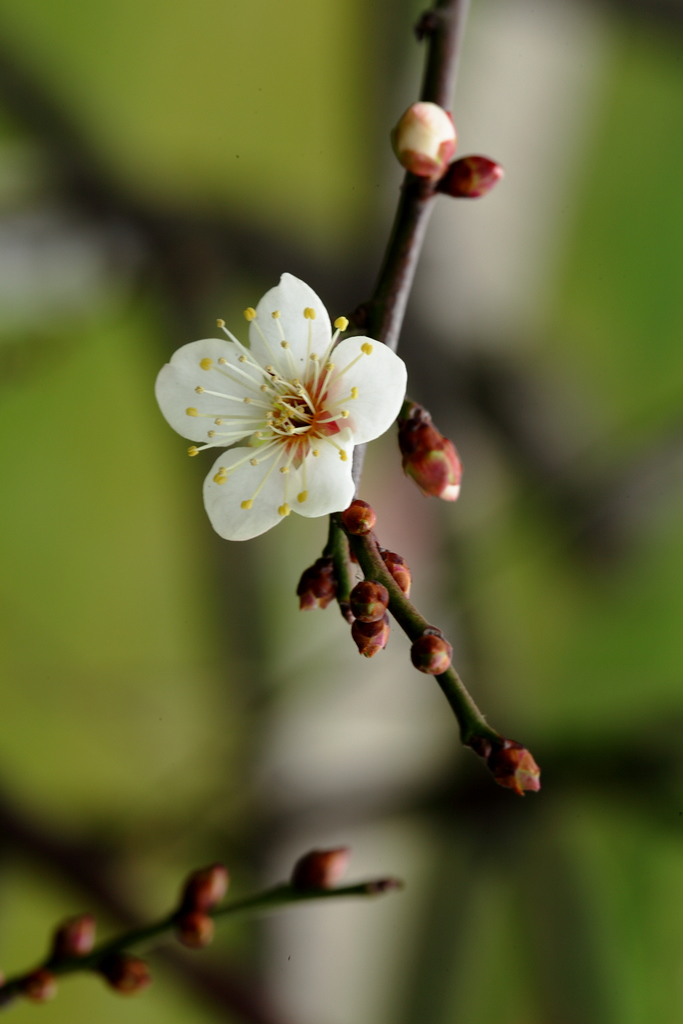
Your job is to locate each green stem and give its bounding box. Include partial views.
[0,879,401,1006]
[346,530,500,748]
[325,515,355,621]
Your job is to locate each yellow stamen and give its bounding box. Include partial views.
[207,430,216,437]
[340,451,348,461]
[243,307,257,321]
[272,310,281,319]
[195,386,204,394]
[188,446,199,457]
[186,407,199,416]
[310,353,319,362]
[351,386,358,399]
[239,355,247,363]
[213,469,227,484]
[217,319,225,328]
[278,503,291,517]
[200,357,213,370]
[250,458,258,466]
[281,341,290,349]
[312,449,320,457]
[341,410,349,418]
[304,307,316,320]
[334,316,349,331]
[361,342,373,355]
[241,499,253,509]
[280,466,289,474]
[298,491,308,503]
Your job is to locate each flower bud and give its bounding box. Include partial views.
[296,556,337,610]
[180,863,229,913]
[291,848,350,891]
[398,402,462,500]
[341,500,376,535]
[99,954,152,995]
[176,911,215,949]
[380,549,411,596]
[52,914,96,959]
[391,102,457,179]
[487,740,541,796]
[21,969,57,1003]
[349,580,389,622]
[437,155,504,198]
[410,633,453,674]
[351,613,390,657]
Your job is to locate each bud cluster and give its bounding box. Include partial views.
[297,556,337,610]
[398,402,462,501]
[175,863,229,950]
[391,102,503,198]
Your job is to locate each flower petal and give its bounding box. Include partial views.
[296,429,355,518]
[249,273,332,374]
[328,338,407,444]
[202,445,303,541]
[155,338,264,443]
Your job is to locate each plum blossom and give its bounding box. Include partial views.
[155,274,407,540]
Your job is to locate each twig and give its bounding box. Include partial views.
[0,877,401,1009]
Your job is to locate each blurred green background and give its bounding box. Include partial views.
[1,0,683,1022]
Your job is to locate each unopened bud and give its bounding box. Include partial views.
[437,155,504,198]
[291,848,350,890]
[380,549,411,596]
[487,740,541,796]
[349,580,389,622]
[176,911,215,949]
[52,914,96,959]
[398,402,462,500]
[341,499,376,535]
[297,556,337,611]
[410,633,453,674]
[180,863,229,913]
[99,954,152,995]
[21,969,57,1003]
[351,613,390,657]
[391,102,457,179]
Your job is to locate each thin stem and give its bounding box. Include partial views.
[352,0,470,490]
[346,529,500,749]
[0,879,401,1006]
[324,515,355,621]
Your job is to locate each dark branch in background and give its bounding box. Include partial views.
[0,790,288,1024]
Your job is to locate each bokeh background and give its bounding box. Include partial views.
[1,0,683,1021]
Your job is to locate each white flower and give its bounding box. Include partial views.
[155,274,407,540]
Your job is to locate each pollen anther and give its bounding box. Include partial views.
[361,342,373,355]
[281,341,290,349]
[278,503,291,517]
[297,491,308,503]
[334,316,349,331]
[195,386,204,394]
[214,470,227,484]
[186,407,199,417]
[272,310,281,319]
[303,307,316,320]
[243,308,257,321]
[200,358,213,370]
[241,499,253,509]
[188,446,199,457]
[250,458,258,466]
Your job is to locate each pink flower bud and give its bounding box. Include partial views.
[291,848,350,890]
[349,580,389,622]
[99,954,152,995]
[351,613,390,657]
[380,549,411,596]
[487,740,541,796]
[180,863,229,913]
[437,155,504,198]
[21,969,57,1003]
[391,102,457,179]
[410,634,453,674]
[176,911,215,949]
[341,500,377,535]
[52,914,96,959]
[296,556,337,610]
[398,402,462,500]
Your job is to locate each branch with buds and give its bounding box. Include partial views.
[0,852,402,1010]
